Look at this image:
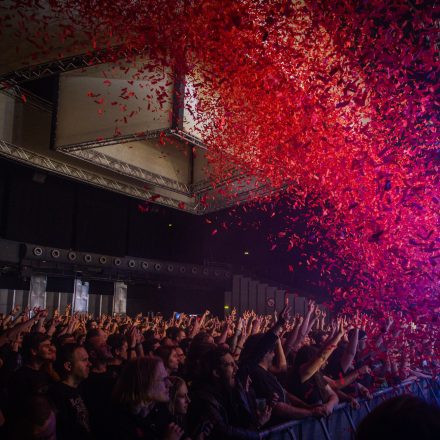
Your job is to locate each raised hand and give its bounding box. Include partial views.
[311,405,327,418]
[307,299,315,314]
[280,303,290,320]
[163,422,184,440]
[256,404,272,427]
[349,397,360,410]
[236,317,244,332]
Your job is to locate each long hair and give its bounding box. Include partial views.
[168,376,186,416]
[155,346,175,367]
[112,356,163,406]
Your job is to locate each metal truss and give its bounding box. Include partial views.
[58,128,170,152]
[0,86,53,113]
[0,46,135,88]
[170,129,207,150]
[191,167,245,194]
[64,147,191,195]
[0,138,285,214]
[0,139,198,213]
[199,181,289,214]
[59,129,247,199]
[0,48,286,213]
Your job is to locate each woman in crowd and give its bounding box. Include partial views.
[155,346,180,375]
[111,356,183,440]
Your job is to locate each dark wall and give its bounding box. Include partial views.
[127,282,225,317]
[76,186,128,255]
[3,167,74,248]
[126,201,204,262]
[0,157,204,262]
[0,157,332,301]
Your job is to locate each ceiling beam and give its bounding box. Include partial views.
[0,46,141,89]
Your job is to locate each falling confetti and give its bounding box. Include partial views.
[4,0,439,330]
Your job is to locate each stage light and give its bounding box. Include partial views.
[33,247,43,256]
[244,250,249,255]
[168,223,173,227]
[224,305,230,309]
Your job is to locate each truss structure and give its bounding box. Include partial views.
[0,46,141,88]
[0,86,53,113]
[170,129,207,150]
[64,147,191,195]
[0,139,198,213]
[0,49,286,213]
[58,128,170,152]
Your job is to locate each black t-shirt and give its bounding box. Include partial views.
[111,403,172,440]
[107,363,125,381]
[49,381,93,440]
[7,365,52,412]
[82,371,116,440]
[249,365,287,403]
[325,345,346,379]
[289,370,328,405]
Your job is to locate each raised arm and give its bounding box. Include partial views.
[270,337,287,373]
[299,321,345,383]
[340,327,359,372]
[284,316,302,356]
[299,300,314,339]
[323,365,371,389]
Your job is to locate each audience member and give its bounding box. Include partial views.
[50,343,92,439]
[356,395,440,440]
[111,356,181,440]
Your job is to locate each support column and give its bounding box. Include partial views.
[113,282,127,315]
[73,279,89,313]
[28,274,47,311]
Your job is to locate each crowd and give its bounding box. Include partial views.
[0,300,438,439]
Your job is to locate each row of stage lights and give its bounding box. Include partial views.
[29,245,230,278]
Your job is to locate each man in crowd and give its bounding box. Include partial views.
[7,331,56,410]
[82,328,115,439]
[188,345,273,439]
[50,343,93,439]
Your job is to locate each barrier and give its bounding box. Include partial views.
[258,379,440,440]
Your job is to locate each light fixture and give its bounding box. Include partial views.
[244,250,249,255]
[168,223,173,227]
[51,249,60,258]
[33,247,43,257]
